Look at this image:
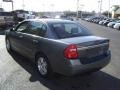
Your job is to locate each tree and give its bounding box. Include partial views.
[102,11,111,17]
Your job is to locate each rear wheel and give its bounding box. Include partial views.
[36,55,54,78]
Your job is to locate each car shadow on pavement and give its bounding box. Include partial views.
[9,51,120,90]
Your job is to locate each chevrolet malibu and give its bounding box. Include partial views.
[5,19,111,78]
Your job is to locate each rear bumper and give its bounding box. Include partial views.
[62,54,111,76]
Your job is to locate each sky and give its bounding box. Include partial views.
[0,0,120,12]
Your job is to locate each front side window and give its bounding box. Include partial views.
[30,21,47,37]
[16,21,30,33]
[49,22,92,39]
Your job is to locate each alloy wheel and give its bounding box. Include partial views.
[37,57,47,75]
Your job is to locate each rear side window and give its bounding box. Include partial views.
[30,21,47,37]
[49,22,92,39]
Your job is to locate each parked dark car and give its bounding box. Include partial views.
[5,19,111,78]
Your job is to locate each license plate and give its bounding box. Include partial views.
[87,47,104,58]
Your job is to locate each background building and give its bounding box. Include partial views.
[112,5,120,19]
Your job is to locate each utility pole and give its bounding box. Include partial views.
[76,0,79,20]
[108,0,110,18]
[12,0,13,11]
[80,4,84,19]
[98,1,100,13]
[22,0,25,10]
[100,0,102,14]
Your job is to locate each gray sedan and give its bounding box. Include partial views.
[5,19,111,78]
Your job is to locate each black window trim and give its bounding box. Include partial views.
[15,21,30,32]
[14,20,49,38]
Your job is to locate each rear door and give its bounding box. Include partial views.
[28,21,47,56]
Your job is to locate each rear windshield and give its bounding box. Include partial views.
[49,22,92,39]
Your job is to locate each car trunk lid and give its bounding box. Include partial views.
[60,36,109,61]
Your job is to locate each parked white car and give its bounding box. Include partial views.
[107,21,120,27]
[107,22,115,27]
[99,20,105,25]
[99,19,107,25]
[113,23,120,29]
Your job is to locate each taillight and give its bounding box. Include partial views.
[64,44,78,59]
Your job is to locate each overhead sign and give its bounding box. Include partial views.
[3,0,12,2]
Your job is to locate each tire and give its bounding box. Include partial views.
[6,38,12,52]
[119,26,120,30]
[36,54,54,78]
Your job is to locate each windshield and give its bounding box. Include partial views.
[49,22,92,39]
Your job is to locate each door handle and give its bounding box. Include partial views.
[19,35,23,38]
[33,40,38,43]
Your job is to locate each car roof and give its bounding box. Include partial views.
[25,18,75,24]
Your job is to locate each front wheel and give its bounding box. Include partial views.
[6,39,11,52]
[36,55,54,78]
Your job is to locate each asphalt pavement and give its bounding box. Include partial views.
[0,20,120,90]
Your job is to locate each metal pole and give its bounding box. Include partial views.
[22,0,25,10]
[98,1,100,13]
[108,0,110,18]
[81,11,82,19]
[100,0,102,14]
[12,1,14,11]
[76,0,79,20]
[80,4,84,19]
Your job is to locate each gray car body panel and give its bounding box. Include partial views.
[5,19,111,76]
